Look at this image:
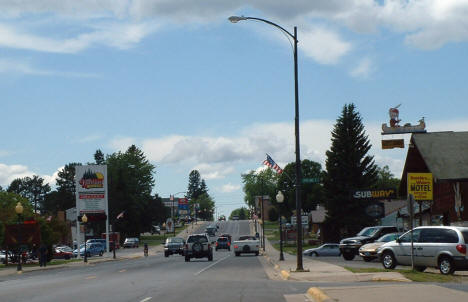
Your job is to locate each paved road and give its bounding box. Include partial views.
[0,220,315,302]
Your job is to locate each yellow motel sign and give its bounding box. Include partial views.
[407,173,433,201]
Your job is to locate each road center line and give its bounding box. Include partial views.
[194,254,230,276]
[139,297,152,302]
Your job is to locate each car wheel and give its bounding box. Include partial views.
[65,255,70,260]
[208,254,213,261]
[414,266,426,272]
[87,252,91,257]
[255,251,259,256]
[99,251,103,256]
[312,252,318,257]
[362,256,372,262]
[228,247,231,251]
[215,248,218,251]
[185,256,190,262]
[342,252,355,261]
[382,251,396,269]
[164,252,169,257]
[235,252,240,257]
[439,256,455,275]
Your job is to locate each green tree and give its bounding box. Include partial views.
[7,175,51,213]
[94,149,106,165]
[194,193,215,220]
[277,159,324,218]
[0,192,33,246]
[187,170,208,200]
[323,104,378,241]
[229,207,249,220]
[241,168,278,209]
[107,145,156,238]
[374,165,400,194]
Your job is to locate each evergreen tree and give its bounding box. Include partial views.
[187,170,205,200]
[94,149,106,165]
[323,103,378,241]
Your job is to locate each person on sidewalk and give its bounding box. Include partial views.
[39,243,47,267]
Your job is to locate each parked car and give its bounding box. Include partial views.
[123,237,139,248]
[359,233,401,262]
[339,226,398,260]
[378,226,468,275]
[216,237,231,251]
[53,247,73,260]
[0,250,14,264]
[303,243,341,257]
[152,225,161,235]
[184,234,213,262]
[233,235,260,256]
[164,237,185,257]
[73,243,105,257]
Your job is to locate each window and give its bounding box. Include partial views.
[399,229,421,243]
[462,231,468,244]
[420,228,459,243]
[188,236,208,243]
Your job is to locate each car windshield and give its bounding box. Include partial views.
[357,227,380,237]
[187,236,208,243]
[377,233,399,242]
[238,236,256,240]
[217,237,228,242]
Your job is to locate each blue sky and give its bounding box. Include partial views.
[1,1,468,218]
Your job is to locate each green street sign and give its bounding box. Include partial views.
[302,177,321,184]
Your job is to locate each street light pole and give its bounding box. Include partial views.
[15,202,24,272]
[82,214,88,263]
[276,191,285,261]
[229,15,304,271]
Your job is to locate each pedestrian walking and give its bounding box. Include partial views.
[39,243,47,267]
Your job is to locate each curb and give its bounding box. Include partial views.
[371,276,410,282]
[280,270,290,280]
[306,287,332,302]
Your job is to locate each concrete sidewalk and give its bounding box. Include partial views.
[255,221,409,283]
[0,221,208,277]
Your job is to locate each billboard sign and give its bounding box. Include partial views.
[407,173,433,201]
[75,165,108,215]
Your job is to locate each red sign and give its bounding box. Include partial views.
[178,198,188,205]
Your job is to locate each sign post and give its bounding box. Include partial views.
[75,165,109,254]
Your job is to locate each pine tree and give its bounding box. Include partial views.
[187,170,202,200]
[323,103,378,240]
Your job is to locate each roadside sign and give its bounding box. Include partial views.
[381,139,404,149]
[302,177,320,184]
[407,173,433,201]
[291,215,308,226]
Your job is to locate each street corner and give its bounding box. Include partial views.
[306,287,333,302]
[280,270,290,280]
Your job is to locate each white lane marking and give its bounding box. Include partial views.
[140,297,152,302]
[194,254,230,276]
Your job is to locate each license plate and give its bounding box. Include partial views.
[365,252,370,256]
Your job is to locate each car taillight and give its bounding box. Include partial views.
[216,242,218,246]
[456,244,466,254]
[208,244,211,249]
[234,245,238,249]
[228,242,230,246]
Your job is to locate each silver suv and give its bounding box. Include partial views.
[184,234,213,262]
[378,226,468,275]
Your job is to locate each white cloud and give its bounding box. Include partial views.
[192,163,235,180]
[0,22,157,53]
[350,57,374,79]
[300,26,352,64]
[0,58,98,78]
[0,163,61,188]
[220,183,241,193]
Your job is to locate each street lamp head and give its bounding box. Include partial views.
[276,191,284,203]
[82,213,88,223]
[15,202,24,215]
[228,16,247,23]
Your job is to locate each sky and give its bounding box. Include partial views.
[1,0,468,218]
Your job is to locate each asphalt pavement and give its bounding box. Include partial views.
[0,220,314,302]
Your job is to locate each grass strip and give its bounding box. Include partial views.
[344,266,464,283]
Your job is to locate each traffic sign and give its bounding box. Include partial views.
[302,177,321,184]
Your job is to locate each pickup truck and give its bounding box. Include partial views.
[233,235,260,256]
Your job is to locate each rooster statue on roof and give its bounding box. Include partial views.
[389,104,401,127]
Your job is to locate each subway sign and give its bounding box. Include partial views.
[352,189,397,200]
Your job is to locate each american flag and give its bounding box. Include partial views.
[263,154,283,174]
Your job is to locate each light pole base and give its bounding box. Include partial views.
[279,253,285,261]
